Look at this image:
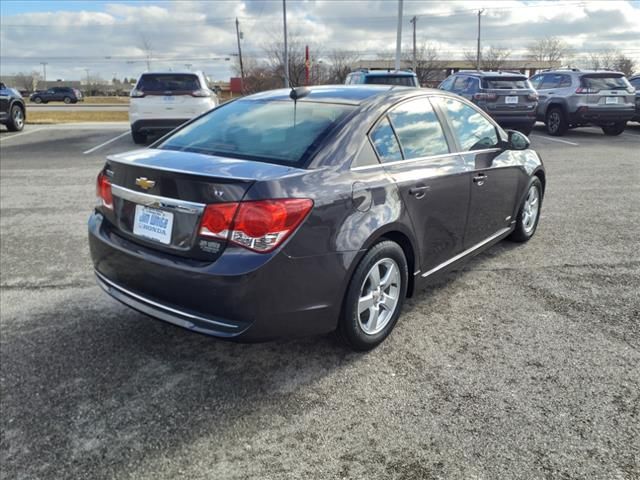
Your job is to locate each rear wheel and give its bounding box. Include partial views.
[508,177,542,243]
[63,96,72,104]
[545,108,568,136]
[602,122,626,136]
[338,240,408,351]
[131,130,147,145]
[6,105,25,131]
[33,96,42,104]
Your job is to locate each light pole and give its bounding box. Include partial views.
[395,0,403,71]
[40,62,48,84]
[410,16,417,71]
[283,0,289,87]
[476,9,485,71]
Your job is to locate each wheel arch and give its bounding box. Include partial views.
[533,168,546,196]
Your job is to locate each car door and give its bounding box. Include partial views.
[369,97,470,272]
[434,96,519,249]
[0,83,9,118]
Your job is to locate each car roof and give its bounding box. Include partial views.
[456,70,527,78]
[541,69,625,75]
[245,85,408,105]
[140,71,202,76]
[353,70,417,77]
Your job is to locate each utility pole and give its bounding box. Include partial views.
[84,68,90,95]
[410,16,417,71]
[283,0,289,87]
[40,62,48,83]
[305,45,310,86]
[395,0,403,71]
[476,9,485,71]
[235,17,245,82]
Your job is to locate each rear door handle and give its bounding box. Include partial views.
[473,173,488,185]
[409,184,430,198]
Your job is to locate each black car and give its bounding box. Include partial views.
[0,82,26,131]
[439,71,538,135]
[89,86,545,350]
[30,86,83,104]
[629,75,640,122]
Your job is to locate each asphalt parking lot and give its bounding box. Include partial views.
[1,122,639,480]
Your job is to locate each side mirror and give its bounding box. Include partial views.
[507,129,530,150]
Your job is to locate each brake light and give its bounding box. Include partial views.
[130,88,145,98]
[527,93,538,101]
[199,199,314,253]
[96,172,113,210]
[473,93,497,101]
[191,88,212,97]
[576,87,599,94]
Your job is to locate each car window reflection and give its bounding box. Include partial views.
[370,117,403,163]
[441,98,499,151]
[388,99,449,159]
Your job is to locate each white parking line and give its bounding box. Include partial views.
[0,127,46,143]
[83,131,130,155]
[531,135,579,146]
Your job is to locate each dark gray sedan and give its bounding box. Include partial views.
[89,85,545,350]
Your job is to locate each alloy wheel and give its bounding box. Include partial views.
[357,258,401,335]
[548,112,560,133]
[522,184,540,234]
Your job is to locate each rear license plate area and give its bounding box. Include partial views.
[605,97,618,104]
[505,96,518,104]
[133,205,174,245]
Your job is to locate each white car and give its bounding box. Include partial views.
[129,71,219,144]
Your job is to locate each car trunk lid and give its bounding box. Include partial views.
[481,77,536,112]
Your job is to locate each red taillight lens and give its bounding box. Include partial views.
[198,199,313,253]
[191,88,212,97]
[96,172,113,210]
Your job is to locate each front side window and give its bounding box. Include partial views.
[388,98,449,159]
[370,117,402,163]
[438,98,499,151]
[160,100,354,166]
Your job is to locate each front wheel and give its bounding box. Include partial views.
[508,177,543,243]
[338,240,408,351]
[33,96,42,104]
[602,122,626,136]
[63,96,72,104]
[6,105,25,131]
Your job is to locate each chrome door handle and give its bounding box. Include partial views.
[473,174,487,185]
[409,184,430,198]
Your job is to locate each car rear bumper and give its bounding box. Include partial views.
[131,118,190,133]
[88,212,349,341]
[570,107,636,124]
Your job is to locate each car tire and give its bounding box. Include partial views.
[6,104,25,131]
[131,130,147,144]
[338,240,408,351]
[63,96,72,104]
[33,96,42,104]
[602,122,626,136]
[545,108,568,136]
[508,177,543,243]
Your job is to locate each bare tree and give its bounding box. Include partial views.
[463,45,511,71]
[263,33,322,87]
[587,49,617,70]
[14,71,40,92]
[613,53,636,76]
[138,33,153,71]
[325,49,360,84]
[402,42,442,86]
[526,37,570,68]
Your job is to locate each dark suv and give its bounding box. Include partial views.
[30,86,83,104]
[438,71,538,135]
[0,82,26,131]
[345,69,420,87]
[529,69,635,136]
[629,74,640,122]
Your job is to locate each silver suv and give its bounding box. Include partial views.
[530,69,635,136]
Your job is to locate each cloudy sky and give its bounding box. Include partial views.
[1,0,639,82]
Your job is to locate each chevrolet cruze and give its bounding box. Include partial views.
[89,85,545,350]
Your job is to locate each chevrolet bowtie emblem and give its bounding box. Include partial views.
[135,177,156,190]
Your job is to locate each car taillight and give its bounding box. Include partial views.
[96,172,113,210]
[473,93,497,101]
[199,199,314,253]
[575,87,599,94]
[527,93,538,101]
[130,88,145,98]
[191,89,212,97]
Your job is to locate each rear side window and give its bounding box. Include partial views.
[482,77,531,89]
[388,98,449,159]
[365,75,416,87]
[581,75,629,90]
[159,100,354,166]
[137,74,201,93]
[538,74,571,90]
[438,98,499,151]
[452,76,478,93]
[439,76,455,90]
[370,117,403,163]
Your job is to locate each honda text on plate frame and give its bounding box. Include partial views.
[89,85,545,351]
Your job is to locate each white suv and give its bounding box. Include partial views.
[129,71,218,144]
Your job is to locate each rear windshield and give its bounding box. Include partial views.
[159,100,354,166]
[365,75,416,87]
[137,74,201,92]
[482,77,530,89]
[581,75,629,90]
